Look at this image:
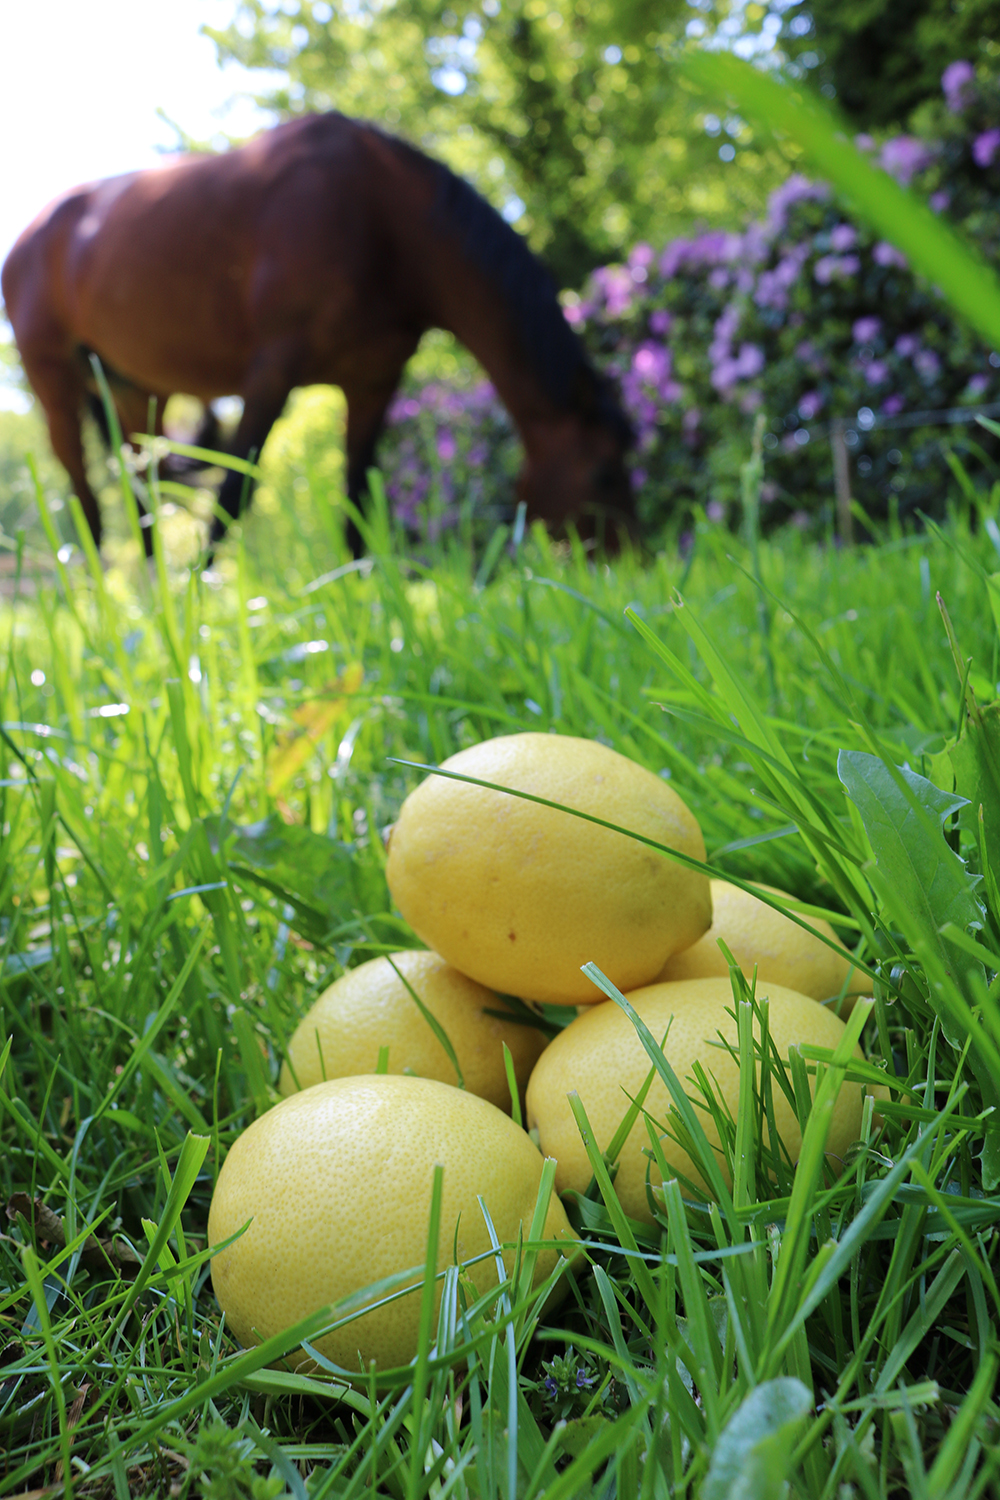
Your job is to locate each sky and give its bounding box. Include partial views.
[0,0,276,408]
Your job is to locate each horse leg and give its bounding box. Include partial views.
[206,353,296,556]
[163,403,223,477]
[342,377,404,557]
[186,404,223,456]
[101,384,168,557]
[22,355,105,548]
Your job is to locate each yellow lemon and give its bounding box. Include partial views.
[385,732,711,1006]
[278,949,548,1110]
[659,880,866,1012]
[208,1075,577,1375]
[526,977,869,1222]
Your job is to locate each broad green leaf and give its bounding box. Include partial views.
[837,750,984,1023]
[838,750,1000,1186]
[679,50,1000,350]
[930,698,1000,858]
[702,1377,811,1500]
[208,812,373,944]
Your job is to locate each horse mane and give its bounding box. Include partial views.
[389,134,632,447]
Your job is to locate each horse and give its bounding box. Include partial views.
[1,112,635,559]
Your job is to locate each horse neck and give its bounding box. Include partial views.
[448,307,567,446]
[379,140,591,447]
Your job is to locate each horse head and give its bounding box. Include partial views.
[516,368,637,548]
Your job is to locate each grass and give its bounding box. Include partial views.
[1,431,1000,1497]
[6,55,1000,1496]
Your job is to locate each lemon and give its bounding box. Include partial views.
[277,949,548,1110]
[385,732,711,1006]
[659,880,866,1011]
[208,1075,577,1374]
[526,977,869,1222]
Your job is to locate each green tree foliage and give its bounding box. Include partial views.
[780,0,1000,129]
[206,0,785,286]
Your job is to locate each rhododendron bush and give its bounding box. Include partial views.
[380,62,1000,541]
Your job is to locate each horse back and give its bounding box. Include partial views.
[2,179,130,355]
[4,114,433,400]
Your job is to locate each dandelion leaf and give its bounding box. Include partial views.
[702,1377,811,1500]
[930,697,1000,858]
[838,750,1000,1187]
[209,813,359,945]
[837,751,984,1026]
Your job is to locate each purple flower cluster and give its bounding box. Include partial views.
[381,379,516,536]
[879,136,935,185]
[973,129,1000,167]
[943,60,976,113]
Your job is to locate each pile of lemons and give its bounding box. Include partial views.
[208,732,874,1376]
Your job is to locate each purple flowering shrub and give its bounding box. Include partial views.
[380,380,518,539]
[378,63,1000,539]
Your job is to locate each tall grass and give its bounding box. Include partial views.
[4,63,1000,1494]
[1,441,1000,1494]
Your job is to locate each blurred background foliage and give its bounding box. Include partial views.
[778,0,1000,129]
[5,0,1000,552]
[205,0,790,287]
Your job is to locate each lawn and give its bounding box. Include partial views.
[1,439,999,1497]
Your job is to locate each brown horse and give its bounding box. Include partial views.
[1,112,634,558]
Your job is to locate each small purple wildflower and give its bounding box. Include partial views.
[593,265,635,317]
[942,60,975,113]
[852,316,882,343]
[765,173,829,234]
[658,239,691,279]
[830,223,857,252]
[930,190,951,212]
[755,246,808,309]
[735,343,765,379]
[880,136,933,185]
[814,254,860,284]
[632,343,671,383]
[973,129,1000,167]
[874,242,908,269]
[710,359,740,393]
